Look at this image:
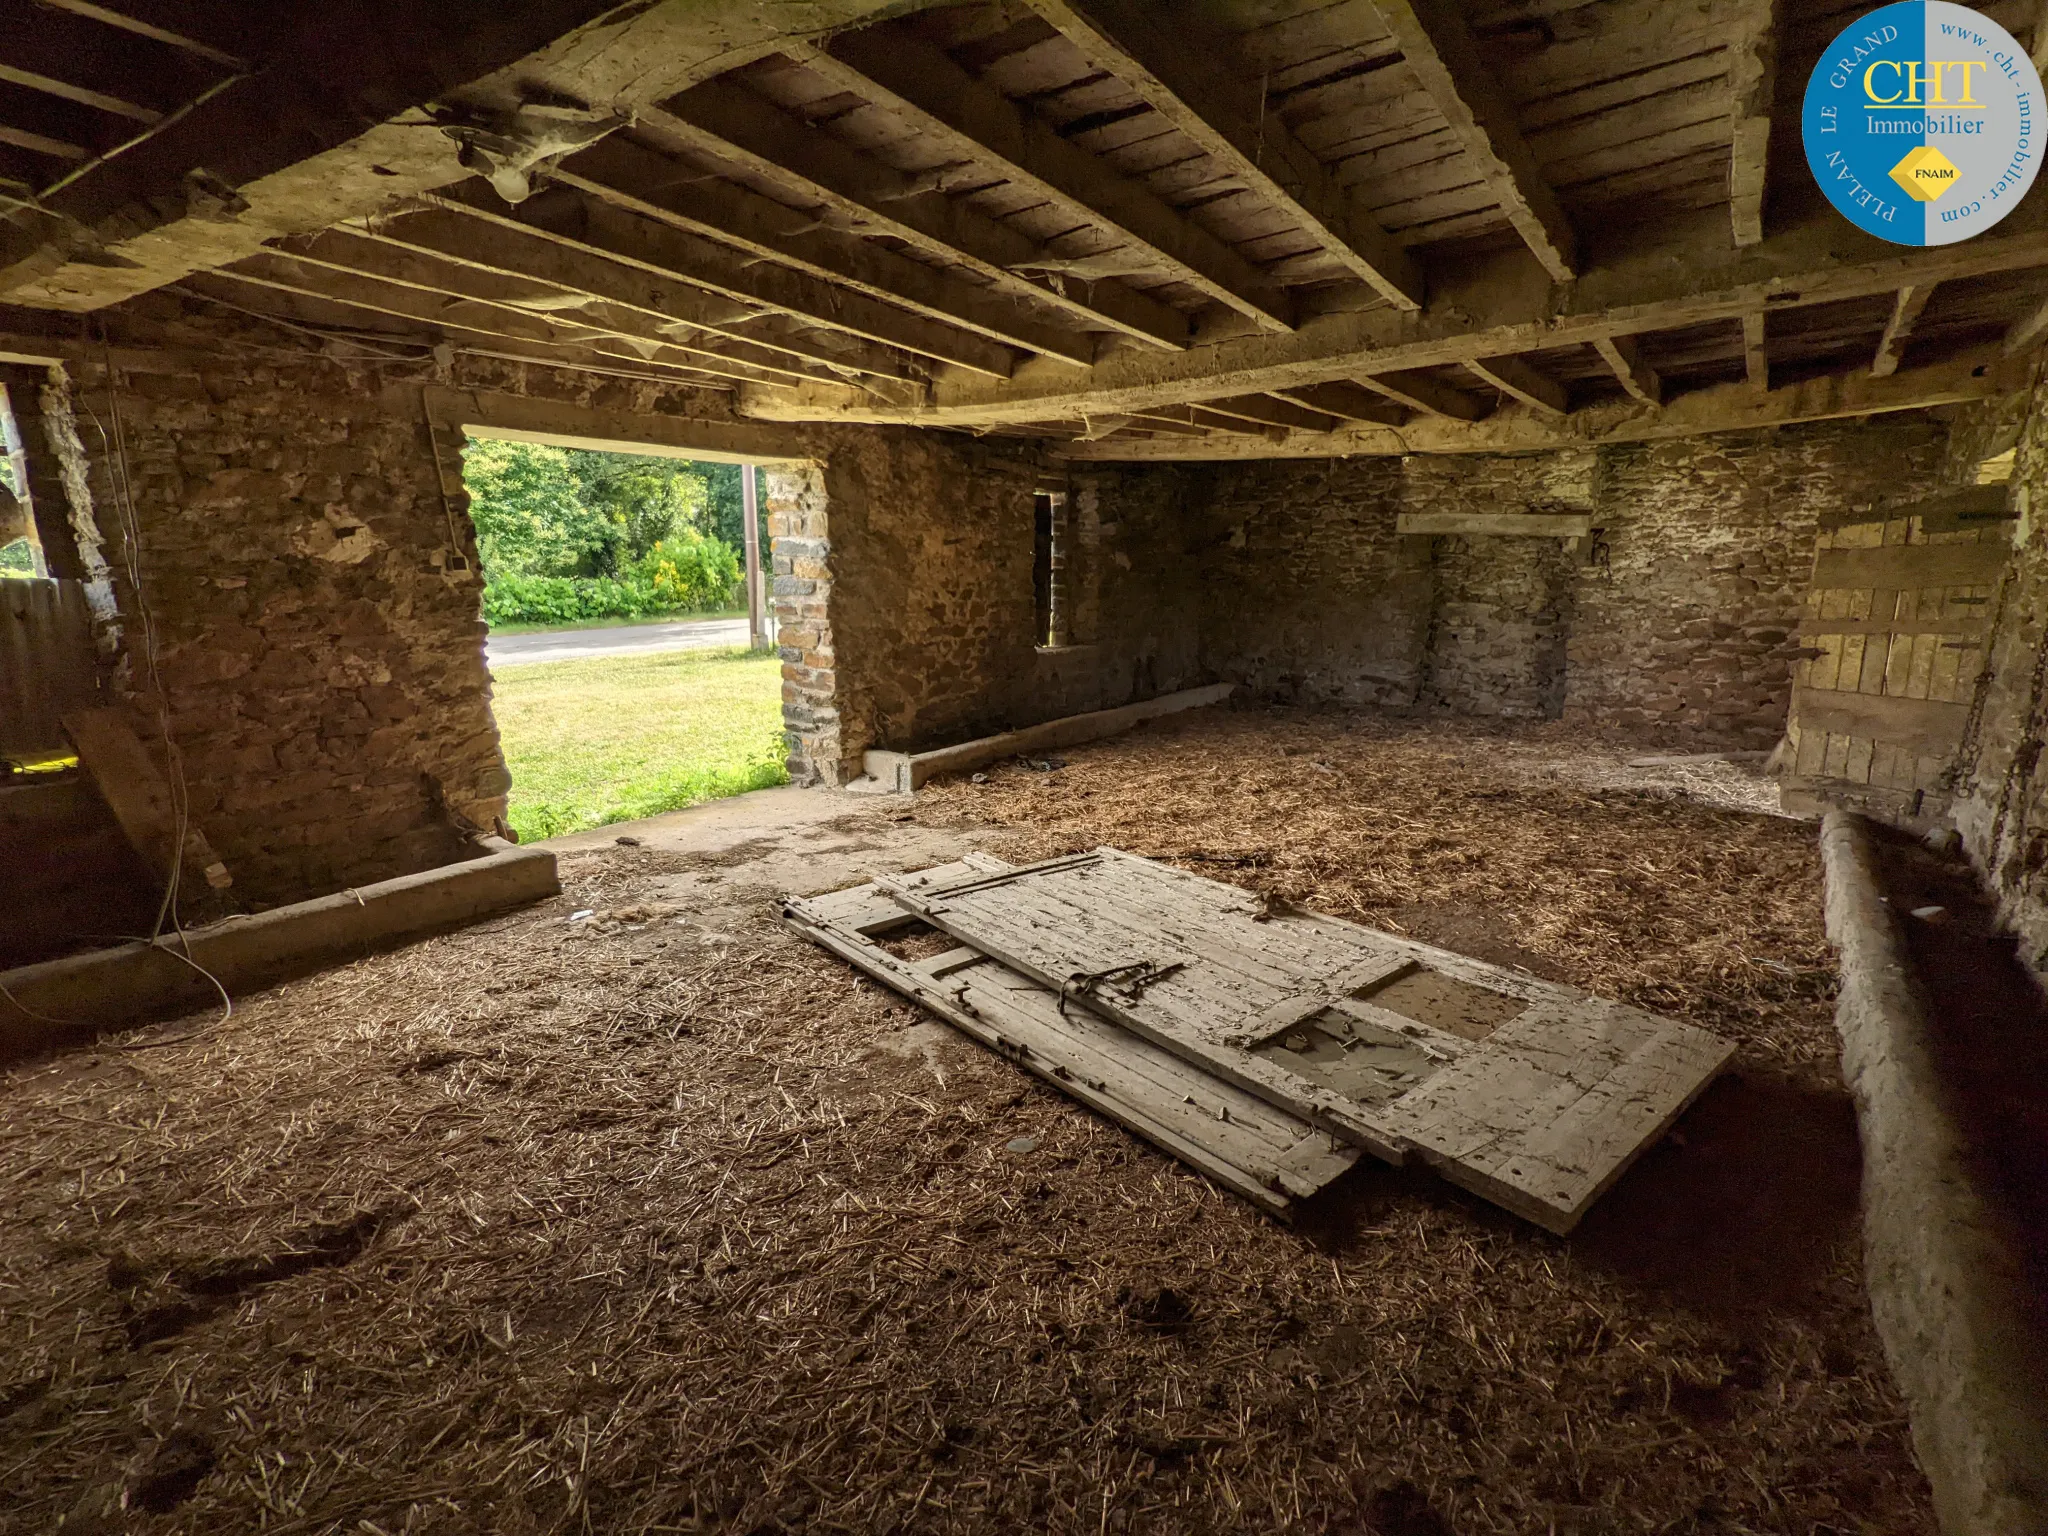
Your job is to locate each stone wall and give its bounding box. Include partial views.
[1955,377,2048,982]
[1190,418,1952,745]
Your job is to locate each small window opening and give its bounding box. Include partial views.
[1033,489,1071,649]
[0,382,46,580]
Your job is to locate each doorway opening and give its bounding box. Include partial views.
[461,436,784,841]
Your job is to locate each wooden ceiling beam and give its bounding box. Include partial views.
[352,204,918,386]
[1020,0,1423,310]
[741,201,2048,428]
[1592,334,1661,404]
[1353,369,1489,421]
[266,229,831,390]
[1465,356,1568,416]
[29,0,247,69]
[1872,283,1934,377]
[1729,0,1778,248]
[552,136,1098,366]
[1271,381,1407,427]
[802,30,1297,332]
[1366,0,1576,281]
[1053,347,2032,461]
[2005,292,2048,355]
[643,84,1191,352]
[435,180,1016,378]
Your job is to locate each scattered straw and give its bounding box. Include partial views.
[0,708,1930,1534]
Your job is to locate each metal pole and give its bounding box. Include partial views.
[740,462,766,650]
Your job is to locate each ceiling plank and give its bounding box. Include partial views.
[1053,348,2032,460]
[802,30,1297,332]
[435,180,1017,379]
[1465,356,1568,416]
[1365,0,1576,281]
[1729,0,1777,248]
[1353,369,1489,421]
[1272,381,1406,426]
[552,135,1098,366]
[1871,283,1934,377]
[643,85,1190,352]
[353,203,918,385]
[1020,0,1424,310]
[1592,334,1661,404]
[1743,311,1768,390]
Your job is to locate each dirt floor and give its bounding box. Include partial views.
[0,707,1932,1535]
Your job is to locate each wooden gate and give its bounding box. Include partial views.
[0,577,99,768]
[1783,485,2012,824]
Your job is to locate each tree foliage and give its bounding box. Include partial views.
[462,437,749,624]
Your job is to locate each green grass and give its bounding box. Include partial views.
[486,607,747,636]
[492,645,788,842]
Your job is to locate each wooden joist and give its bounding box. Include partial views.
[1742,310,1769,391]
[1728,0,1777,247]
[1367,0,1576,281]
[642,87,1191,353]
[1465,355,1568,416]
[1355,369,1491,421]
[1872,284,1934,378]
[801,30,1296,334]
[1592,335,1660,405]
[1020,0,1425,310]
[554,135,1104,367]
[1271,381,1407,426]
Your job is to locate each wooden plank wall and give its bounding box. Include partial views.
[0,577,97,766]
[1786,494,2011,822]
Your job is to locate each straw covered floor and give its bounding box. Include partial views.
[0,707,1928,1534]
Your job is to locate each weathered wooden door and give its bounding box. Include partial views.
[0,576,98,769]
[880,848,1731,1233]
[1784,485,2012,824]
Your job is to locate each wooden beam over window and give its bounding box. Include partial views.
[1465,356,1568,416]
[643,85,1190,352]
[1366,0,1576,281]
[1872,284,1934,377]
[1592,335,1660,405]
[801,30,1296,332]
[1020,0,1424,310]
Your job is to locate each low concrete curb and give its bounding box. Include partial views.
[1820,810,2048,1535]
[0,838,559,1058]
[858,683,1237,792]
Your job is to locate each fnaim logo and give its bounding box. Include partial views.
[1803,1,2043,244]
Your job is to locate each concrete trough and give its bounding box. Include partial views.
[0,836,559,1058]
[856,683,1237,793]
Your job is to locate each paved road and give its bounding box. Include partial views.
[486,616,756,666]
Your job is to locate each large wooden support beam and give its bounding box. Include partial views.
[1051,347,2032,460]
[1729,0,1778,248]
[803,31,1295,333]
[437,180,1016,378]
[1465,355,1567,416]
[644,86,1189,352]
[351,205,916,386]
[1021,0,1423,310]
[1873,284,1934,377]
[1354,369,1489,421]
[555,135,1102,366]
[1743,311,1769,391]
[743,200,2048,429]
[1592,334,1661,405]
[1366,0,1576,281]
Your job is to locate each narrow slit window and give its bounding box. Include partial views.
[1033,489,1070,649]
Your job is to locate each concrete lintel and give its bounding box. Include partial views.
[0,838,559,1058]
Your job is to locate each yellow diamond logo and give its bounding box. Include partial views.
[1890,145,1960,203]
